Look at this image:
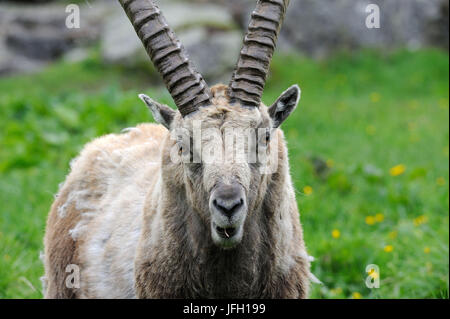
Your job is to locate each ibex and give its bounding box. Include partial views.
[43,0,314,298]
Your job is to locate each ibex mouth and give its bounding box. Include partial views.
[211,221,244,249]
[216,226,237,239]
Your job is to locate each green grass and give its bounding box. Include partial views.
[0,49,448,299]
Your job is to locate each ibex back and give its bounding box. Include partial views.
[43,0,313,298]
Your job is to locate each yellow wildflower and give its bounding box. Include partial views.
[390,164,406,177]
[368,269,379,280]
[438,98,449,110]
[303,186,313,196]
[330,287,343,295]
[388,231,398,239]
[424,247,431,254]
[370,92,381,103]
[332,229,341,239]
[365,216,376,225]
[436,177,446,186]
[384,245,394,253]
[413,215,428,227]
[326,159,335,168]
[366,125,376,136]
[352,292,362,299]
[375,213,384,222]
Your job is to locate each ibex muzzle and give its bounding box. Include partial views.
[210,182,247,248]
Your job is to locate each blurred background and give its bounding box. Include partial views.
[0,0,448,299]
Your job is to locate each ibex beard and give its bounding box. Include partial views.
[43,0,314,298]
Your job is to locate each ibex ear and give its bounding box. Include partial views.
[268,85,301,128]
[139,94,175,130]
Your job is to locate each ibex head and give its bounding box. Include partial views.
[120,0,300,249]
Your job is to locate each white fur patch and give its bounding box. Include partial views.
[58,189,93,218]
[69,211,96,240]
[79,185,145,298]
[40,276,47,295]
[59,187,102,240]
[39,252,47,294]
[297,251,322,284]
[121,127,142,134]
[277,101,286,111]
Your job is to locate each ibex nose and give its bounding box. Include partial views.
[212,184,245,219]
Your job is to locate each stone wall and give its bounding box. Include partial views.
[209,0,449,56]
[0,0,448,79]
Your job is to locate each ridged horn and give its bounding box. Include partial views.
[119,0,212,117]
[229,0,290,107]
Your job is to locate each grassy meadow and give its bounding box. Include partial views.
[0,49,448,299]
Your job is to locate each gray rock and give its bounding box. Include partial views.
[0,40,47,76]
[278,0,447,57]
[100,0,241,83]
[100,8,149,66]
[426,0,449,49]
[0,1,109,75]
[158,1,237,31]
[6,24,75,61]
[63,48,90,63]
[180,29,243,83]
[207,0,449,58]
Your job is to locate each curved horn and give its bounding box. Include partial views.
[119,0,211,117]
[229,0,290,107]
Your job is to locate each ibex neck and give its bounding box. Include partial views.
[153,179,285,298]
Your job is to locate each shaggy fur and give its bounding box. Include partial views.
[43,85,312,298]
